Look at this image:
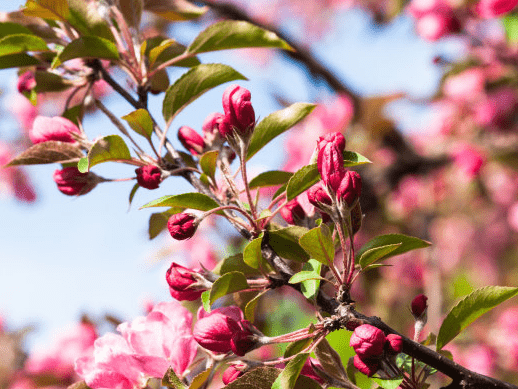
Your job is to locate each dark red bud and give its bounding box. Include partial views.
[353,355,379,377]
[219,84,255,138]
[411,294,428,318]
[193,309,241,354]
[336,170,362,206]
[53,167,97,196]
[385,334,403,354]
[167,213,197,240]
[350,324,386,358]
[178,126,205,155]
[230,320,257,356]
[280,199,306,225]
[165,262,204,301]
[135,165,161,190]
[222,365,245,385]
[307,182,332,207]
[17,71,36,94]
[317,132,347,193]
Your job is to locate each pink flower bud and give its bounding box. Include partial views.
[167,213,198,240]
[350,324,386,358]
[307,182,332,207]
[317,132,346,193]
[411,294,428,318]
[222,364,245,385]
[53,167,97,196]
[336,171,362,206]
[385,334,403,354]
[166,262,204,301]
[178,126,205,155]
[17,71,36,94]
[353,355,379,377]
[202,112,224,135]
[302,358,325,384]
[135,165,161,190]
[29,116,81,144]
[193,308,242,354]
[230,320,257,356]
[476,0,518,18]
[219,85,255,137]
[280,199,306,224]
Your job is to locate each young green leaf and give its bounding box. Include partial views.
[371,378,404,389]
[128,183,139,207]
[247,103,316,160]
[78,135,131,172]
[271,353,310,389]
[243,233,264,269]
[0,23,33,38]
[35,70,73,92]
[0,34,49,56]
[144,0,207,22]
[299,224,335,266]
[52,36,119,68]
[186,20,292,55]
[300,259,322,300]
[140,193,220,212]
[209,271,249,306]
[268,227,310,262]
[0,53,40,69]
[201,290,211,313]
[199,150,218,181]
[284,338,313,358]
[503,14,518,43]
[436,286,518,350]
[162,367,187,389]
[289,271,326,284]
[188,368,211,389]
[148,38,200,68]
[245,290,268,322]
[212,254,261,277]
[358,243,401,269]
[23,0,70,21]
[5,141,83,167]
[356,234,431,264]
[162,63,247,122]
[249,170,293,189]
[342,151,371,166]
[121,109,154,140]
[148,208,182,240]
[286,164,320,201]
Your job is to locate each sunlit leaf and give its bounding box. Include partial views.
[209,271,249,306]
[140,192,220,212]
[249,170,293,189]
[122,109,154,140]
[358,243,401,269]
[78,135,131,172]
[53,36,119,68]
[144,0,207,21]
[199,150,218,181]
[243,233,264,269]
[299,224,335,266]
[356,234,431,264]
[162,367,187,389]
[0,34,48,56]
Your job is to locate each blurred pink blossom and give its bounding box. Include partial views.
[0,142,36,203]
[442,68,486,103]
[476,0,518,18]
[474,87,518,130]
[452,144,486,178]
[10,94,38,134]
[507,202,518,231]
[415,10,460,41]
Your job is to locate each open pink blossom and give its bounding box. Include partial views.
[29,116,81,144]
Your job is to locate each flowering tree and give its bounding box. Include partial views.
[3,0,518,389]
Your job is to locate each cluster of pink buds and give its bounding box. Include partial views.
[165,262,211,301]
[135,165,162,190]
[350,324,402,377]
[193,306,264,356]
[53,167,98,196]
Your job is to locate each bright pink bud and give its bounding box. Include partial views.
[476,0,518,18]
[280,198,306,224]
[336,171,362,206]
[353,355,379,377]
[219,85,255,137]
[415,11,460,41]
[302,358,325,385]
[386,334,403,354]
[135,165,162,189]
[230,320,257,356]
[53,167,97,196]
[411,294,428,318]
[29,116,81,144]
[167,213,197,240]
[178,126,205,155]
[166,262,204,301]
[193,308,241,354]
[222,364,245,385]
[307,182,332,207]
[17,71,36,94]
[202,112,224,134]
[317,132,346,193]
[350,324,386,358]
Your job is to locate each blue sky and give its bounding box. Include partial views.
[0,1,455,351]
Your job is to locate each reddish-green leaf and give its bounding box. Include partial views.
[6,141,83,167]
[122,109,154,140]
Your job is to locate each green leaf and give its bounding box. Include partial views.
[199,150,218,181]
[356,234,431,264]
[121,109,154,140]
[5,141,83,167]
[129,183,139,207]
[148,208,182,240]
[23,0,70,21]
[299,224,335,266]
[201,290,211,313]
[53,36,119,68]
[79,135,131,172]
[145,0,207,21]
[436,286,518,350]
[162,367,187,389]
[188,368,211,389]
[243,233,264,269]
[358,243,401,269]
[284,338,313,358]
[0,34,48,56]
[273,182,288,200]
[62,105,84,125]
[503,14,518,43]
[314,338,349,385]
[147,38,200,68]
[245,290,267,322]
[300,259,322,300]
[209,271,249,306]
[271,353,309,389]
[213,253,261,277]
[0,23,33,39]
[35,70,73,92]
[0,53,40,69]
[268,227,310,262]
[187,20,292,55]
[342,151,371,167]
[371,378,404,389]
[289,271,326,284]
[67,0,114,41]
[162,63,246,122]
[247,103,316,160]
[249,170,293,189]
[140,193,220,212]
[286,164,320,201]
